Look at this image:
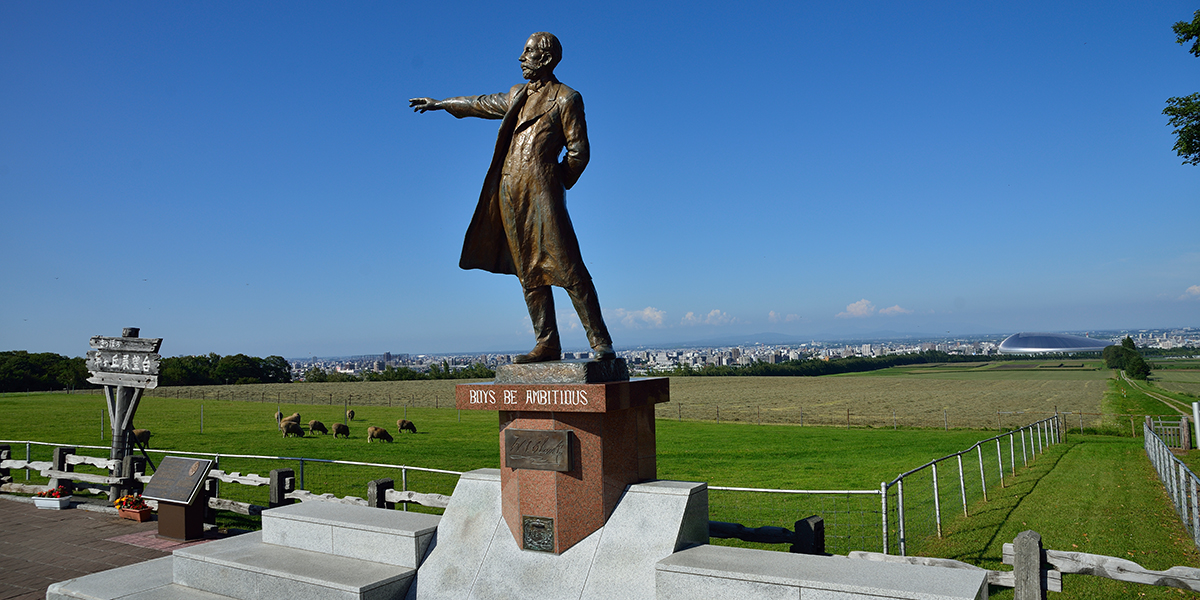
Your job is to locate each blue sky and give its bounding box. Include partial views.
[2,2,1197,358]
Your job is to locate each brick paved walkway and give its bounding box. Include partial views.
[0,496,168,600]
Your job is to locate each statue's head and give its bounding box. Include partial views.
[520,32,561,80]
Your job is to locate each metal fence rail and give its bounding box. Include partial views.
[1144,424,1200,551]
[4,416,1064,554]
[879,415,1061,555]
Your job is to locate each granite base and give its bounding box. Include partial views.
[410,469,708,600]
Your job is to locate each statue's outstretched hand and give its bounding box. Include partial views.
[409,98,443,113]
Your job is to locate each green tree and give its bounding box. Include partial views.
[1102,345,1127,369]
[1164,10,1200,165]
[261,356,293,383]
[1121,336,1136,351]
[1126,354,1152,380]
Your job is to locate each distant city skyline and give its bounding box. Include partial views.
[2,3,1198,359]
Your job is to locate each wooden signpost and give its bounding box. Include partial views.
[85,328,162,500]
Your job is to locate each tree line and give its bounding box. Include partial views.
[0,351,91,393]
[159,353,292,386]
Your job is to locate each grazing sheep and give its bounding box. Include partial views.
[308,420,329,435]
[346,409,355,421]
[279,413,301,430]
[397,419,417,434]
[131,429,152,446]
[282,422,305,438]
[367,426,393,443]
[274,410,283,424]
[332,423,350,438]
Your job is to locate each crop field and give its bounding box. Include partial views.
[656,361,1111,429]
[149,361,1116,430]
[1151,369,1200,398]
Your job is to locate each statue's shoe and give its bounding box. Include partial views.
[514,345,562,363]
[592,344,616,360]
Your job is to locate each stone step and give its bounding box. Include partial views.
[46,556,234,600]
[173,531,417,600]
[261,501,441,568]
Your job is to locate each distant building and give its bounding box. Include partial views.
[997,332,1111,354]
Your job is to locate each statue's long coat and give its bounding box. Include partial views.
[442,78,591,289]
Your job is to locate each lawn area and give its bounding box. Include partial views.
[6,386,1200,590]
[917,435,1200,599]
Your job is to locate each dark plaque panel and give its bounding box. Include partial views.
[523,516,554,552]
[505,429,570,472]
[142,456,213,505]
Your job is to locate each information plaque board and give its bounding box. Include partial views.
[142,456,213,505]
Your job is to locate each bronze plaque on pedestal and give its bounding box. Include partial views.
[523,516,554,552]
[505,429,570,472]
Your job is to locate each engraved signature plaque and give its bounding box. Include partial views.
[505,428,570,472]
[523,516,554,552]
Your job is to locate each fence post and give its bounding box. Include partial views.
[880,482,889,554]
[932,461,942,537]
[957,454,967,516]
[402,468,409,512]
[0,444,9,485]
[977,446,987,502]
[1192,477,1200,549]
[792,516,825,555]
[120,454,146,498]
[1184,416,1192,451]
[368,478,395,510]
[1194,403,1200,449]
[1013,530,1047,600]
[25,443,30,481]
[1010,434,1016,476]
[898,477,906,556]
[1021,428,1028,466]
[203,477,218,525]
[996,439,1004,488]
[49,447,75,493]
[269,468,295,508]
[211,456,220,500]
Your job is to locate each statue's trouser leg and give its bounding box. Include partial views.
[564,280,613,350]
[523,285,561,351]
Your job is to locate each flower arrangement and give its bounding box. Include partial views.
[114,494,149,510]
[35,485,72,498]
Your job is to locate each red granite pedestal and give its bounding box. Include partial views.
[456,368,668,554]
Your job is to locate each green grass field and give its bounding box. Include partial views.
[6,367,1200,597]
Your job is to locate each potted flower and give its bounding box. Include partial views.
[114,494,153,522]
[33,485,73,510]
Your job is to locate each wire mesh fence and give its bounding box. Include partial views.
[1145,423,1200,552]
[702,414,1063,555]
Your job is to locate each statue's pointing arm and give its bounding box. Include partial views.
[409,87,517,120]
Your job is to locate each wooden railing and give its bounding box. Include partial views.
[850,530,1200,596]
[0,443,456,518]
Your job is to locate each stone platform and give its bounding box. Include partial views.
[47,502,441,600]
[410,469,708,600]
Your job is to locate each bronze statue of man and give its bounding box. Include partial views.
[410,32,614,363]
